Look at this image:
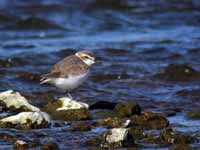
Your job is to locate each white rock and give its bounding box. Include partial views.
[106,128,128,143]
[56,97,89,111]
[0,111,50,125]
[14,140,27,146]
[0,90,40,112]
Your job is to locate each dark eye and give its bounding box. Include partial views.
[84,56,89,59]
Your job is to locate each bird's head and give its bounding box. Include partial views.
[75,50,96,66]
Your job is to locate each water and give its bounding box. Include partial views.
[0,0,200,149]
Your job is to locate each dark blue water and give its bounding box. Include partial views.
[0,0,200,149]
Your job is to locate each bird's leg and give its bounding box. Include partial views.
[67,92,73,99]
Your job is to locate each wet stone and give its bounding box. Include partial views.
[89,101,117,110]
[128,126,145,141]
[44,97,90,121]
[114,102,141,117]
[13,140,28,149]
[86,136,102,147]
[0,132,15,144]
[94,117,125,129]
[0,13,13,22]
[0,90,40,112]
[70,122,92,132]
[159,128,194,145]
[101,127,134,149]
[0,111,50,130]
[156,64,200,81]
[0,59,14,68]
[130,112,169,130]
[170,144,197,150]
[187,110,200,120]
[92,109,118,119]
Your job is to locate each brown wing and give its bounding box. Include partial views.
[42,55,88,79]
[40,71,61,79]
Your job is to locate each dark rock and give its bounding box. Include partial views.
[70,122,92,132]
[10,17,64,30]
[0,132,15,143]
[85,136,102,147]
[160,128,194,145]
[0,13,13,22]
[0,112,50,130]
[156,64,200,81]
[94,117,125,129]
[0,59,13,67]
[92,110,118,119]
[114,102,141,117]
[89,101,117,110]
[130,112,169,130]
[128,126,145,141]
[170,144,197,150]
[187,110,200,120]
[41,141,59,150]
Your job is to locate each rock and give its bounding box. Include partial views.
[86,136,102,147]
[0,13,13,22]
[160,128,194,145]
[92,109,118,119]
[0,90,40,112]
[114,102,141,117]
[170,144,197,150]
[14,140,28,149]
[156,64,200,81]
[106,128,128,143]
[130,112,169,130]
[41,141,59,150]
[94,117,125,129]
[0,59,13,67]
[187,110,200,120]
[102,127,134,148]
[89,101,117,110]
[70,122,92,132]
[128,126,145,141]
[0,132,15,143]
[0,111,50,129]
[44,97,90,121]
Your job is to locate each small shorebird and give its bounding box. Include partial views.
[40,50,96,98]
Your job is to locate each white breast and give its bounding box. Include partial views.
[50,72,89,91]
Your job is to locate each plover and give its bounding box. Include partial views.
[40,50,96,98]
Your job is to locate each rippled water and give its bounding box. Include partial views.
[0,0,200,149]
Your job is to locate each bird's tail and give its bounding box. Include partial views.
[40,74,50,84]
[40,72,59,84]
